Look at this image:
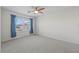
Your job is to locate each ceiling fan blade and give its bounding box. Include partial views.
[35,7,39,11]
[38,11,43,13]
[38,8,45,11]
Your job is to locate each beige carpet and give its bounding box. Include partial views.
[1,35,79,53]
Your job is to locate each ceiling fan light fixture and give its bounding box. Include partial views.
[34,11,38,14]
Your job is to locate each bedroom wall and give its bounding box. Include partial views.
[1,8,37,42]
[37,7,79,44]
[0,7,1,52]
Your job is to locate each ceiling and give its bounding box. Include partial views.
[2,6,70,16]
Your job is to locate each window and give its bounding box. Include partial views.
[16,16,30,32]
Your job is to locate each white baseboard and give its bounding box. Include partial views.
[37,34,79,45]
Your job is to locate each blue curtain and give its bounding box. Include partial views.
[30,18,33,33]
[11,15,16,38]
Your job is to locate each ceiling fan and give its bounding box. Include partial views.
[28,7,45,14]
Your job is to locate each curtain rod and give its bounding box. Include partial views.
[11,14,33,19]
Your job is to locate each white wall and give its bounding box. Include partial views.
[37,7,79,44]
[0,7,1,52]
[1,8,37,42]
[33,17,38,34]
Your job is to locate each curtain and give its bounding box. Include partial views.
[30,18,33,33]
[11,15,16,38]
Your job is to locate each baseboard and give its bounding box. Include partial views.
[1,34,35,43]
[38,34,79,45]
